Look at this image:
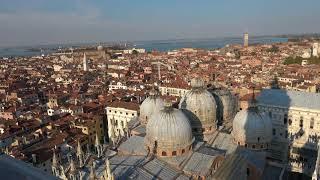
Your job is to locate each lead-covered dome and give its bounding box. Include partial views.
[232,106,272,150]
[97,45,104,51]
[179,78,217,135]
[139,89,164,124]
[211,89,237,124]
[145,102,194,157]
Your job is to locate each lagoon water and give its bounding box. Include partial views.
[0,36,287,57]
[135,36,287,52]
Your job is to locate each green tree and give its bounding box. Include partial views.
[283,56,303,65]
[267,45,279,53]
[132,50,138,55]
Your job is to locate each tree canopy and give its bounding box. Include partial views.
[283,56,320,65]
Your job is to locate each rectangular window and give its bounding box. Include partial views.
[272,128,276,135]
[310,118,315,129]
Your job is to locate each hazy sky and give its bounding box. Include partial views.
[1,0,320,47]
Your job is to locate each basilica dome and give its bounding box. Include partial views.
[211,89,237,124]
[139,89,164,124]
[232,106,272,150]
[97,45,104,51]
[179,78,217,135]
[145,102,194,157]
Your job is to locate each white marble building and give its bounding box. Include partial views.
[257,89,320,176]
[106,102,139,144]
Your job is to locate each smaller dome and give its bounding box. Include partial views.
[211,89,237,123]
[139,89,164,124]
[232,107,272,150]
[179,78,217,136]
[97,45,104,51]
[145,104,194,157]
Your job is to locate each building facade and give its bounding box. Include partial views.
[257,89,320,176]
[159,86,190,97]
[106,101,139,144]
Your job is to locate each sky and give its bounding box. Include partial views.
[1,0,320,47]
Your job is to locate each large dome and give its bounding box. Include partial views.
[179,78,217,135]
[139,89,164,124]
[232,107,272,150]
[211,89,237,124]
[145,103,194,157]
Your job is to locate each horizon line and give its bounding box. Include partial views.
[1,32,319,49]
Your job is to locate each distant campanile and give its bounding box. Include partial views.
[313,42,319,57]
[243,32,249,47]
[83,53,88,71]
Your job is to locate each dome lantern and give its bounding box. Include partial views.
[190,77,205,89]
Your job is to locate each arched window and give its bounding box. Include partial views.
[257,137,260,142]
[162,151,167,156]
[300,117,303,128]
[182,149,185,154]
[284,114,288,124]
[245,144,248,148]
[172,151,177,156]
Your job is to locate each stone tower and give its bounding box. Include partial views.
[83,53,88,71]
[244,32,249,47]
[313,42,319,57]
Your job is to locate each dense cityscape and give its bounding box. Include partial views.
[1,32,320,180]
